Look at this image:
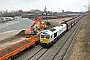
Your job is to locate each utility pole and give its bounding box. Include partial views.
[88,0,90,11]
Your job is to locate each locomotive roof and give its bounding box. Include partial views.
[41,24,67,35]
[41,30,53,35]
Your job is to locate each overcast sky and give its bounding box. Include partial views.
[0,0,89,12]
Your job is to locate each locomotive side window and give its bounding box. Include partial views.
[51,35,52,38]
[54,32,57,38]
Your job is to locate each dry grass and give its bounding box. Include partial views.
[85,11,90,60]
[69,18,87,60]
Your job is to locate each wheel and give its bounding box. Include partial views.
[50,41,53,46]
[54,39,57,44]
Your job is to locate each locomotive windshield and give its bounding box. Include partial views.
[46,35,50,39]
[41,35,45,38]
[41,34,50,39]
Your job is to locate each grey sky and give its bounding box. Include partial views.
[0,0,89,12]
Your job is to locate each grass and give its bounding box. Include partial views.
[69,18,87,60]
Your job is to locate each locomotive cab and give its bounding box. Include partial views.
[40,30,54,48]
[40,33,51,44]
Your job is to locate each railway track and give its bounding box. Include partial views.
[14,17,85,60]
[61,18,84,60]
[49,18,84,60]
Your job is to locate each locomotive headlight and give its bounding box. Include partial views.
[40,38,50,44]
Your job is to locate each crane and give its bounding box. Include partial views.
[24,17,47,38]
